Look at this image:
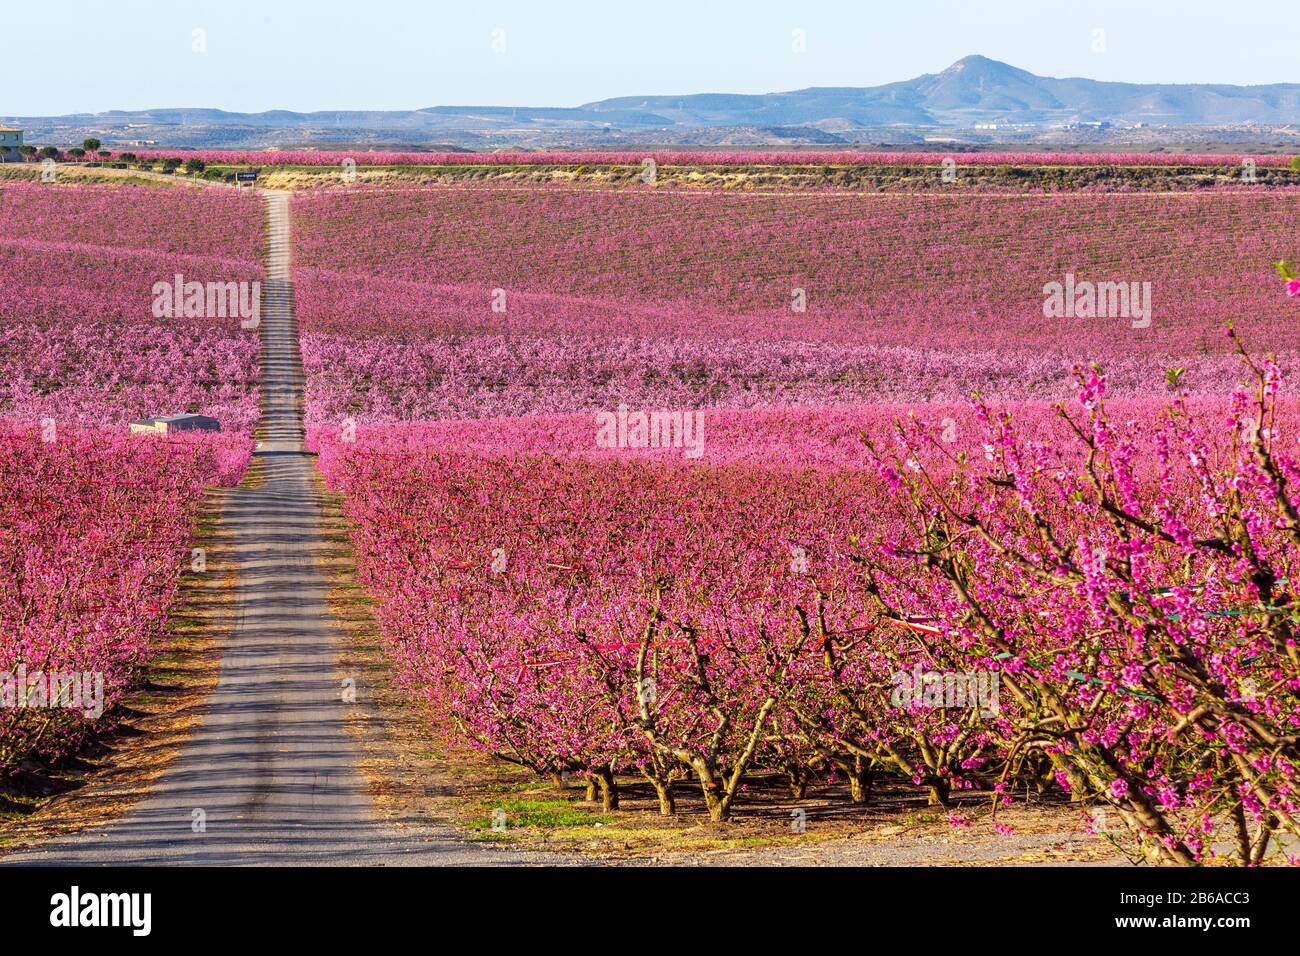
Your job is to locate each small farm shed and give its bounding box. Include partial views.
[129,414,221,435]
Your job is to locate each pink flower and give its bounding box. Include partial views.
[1110,778,1130,800]
[1287,279,1300,298]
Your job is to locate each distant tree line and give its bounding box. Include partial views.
[9,138,212,176]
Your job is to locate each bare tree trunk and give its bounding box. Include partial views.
[847,756,874,804]
[1230,799,1252,866]
[1250,814,1276,866]
[593,765,619,811]
[650,778,676,816]
[702,777,727,822]
[787,766,809,800]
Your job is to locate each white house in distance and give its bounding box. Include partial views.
[0,126,23,162]
[130,414,221,435]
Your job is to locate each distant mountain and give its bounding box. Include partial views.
[580,56,1300,127]
[10,57,1300,149]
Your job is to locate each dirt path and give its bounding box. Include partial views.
[1,191,566,866]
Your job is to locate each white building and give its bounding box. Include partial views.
[0,127,23,163]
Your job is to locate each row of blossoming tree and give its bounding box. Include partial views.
[317,325,1300,866]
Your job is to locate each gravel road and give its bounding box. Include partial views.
[1,193,567,866]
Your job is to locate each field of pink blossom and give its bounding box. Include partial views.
[315,353,1300,860]
[1,183,261,778]
[306,392,1300,471]
[1,423,250,774]
[134,149,1297,168]
[294,186,1300,425]
[0,182,264,257]
[299,174,1300,861]
[0,182,265,432]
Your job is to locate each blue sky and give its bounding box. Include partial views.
[9,0,1299,114]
